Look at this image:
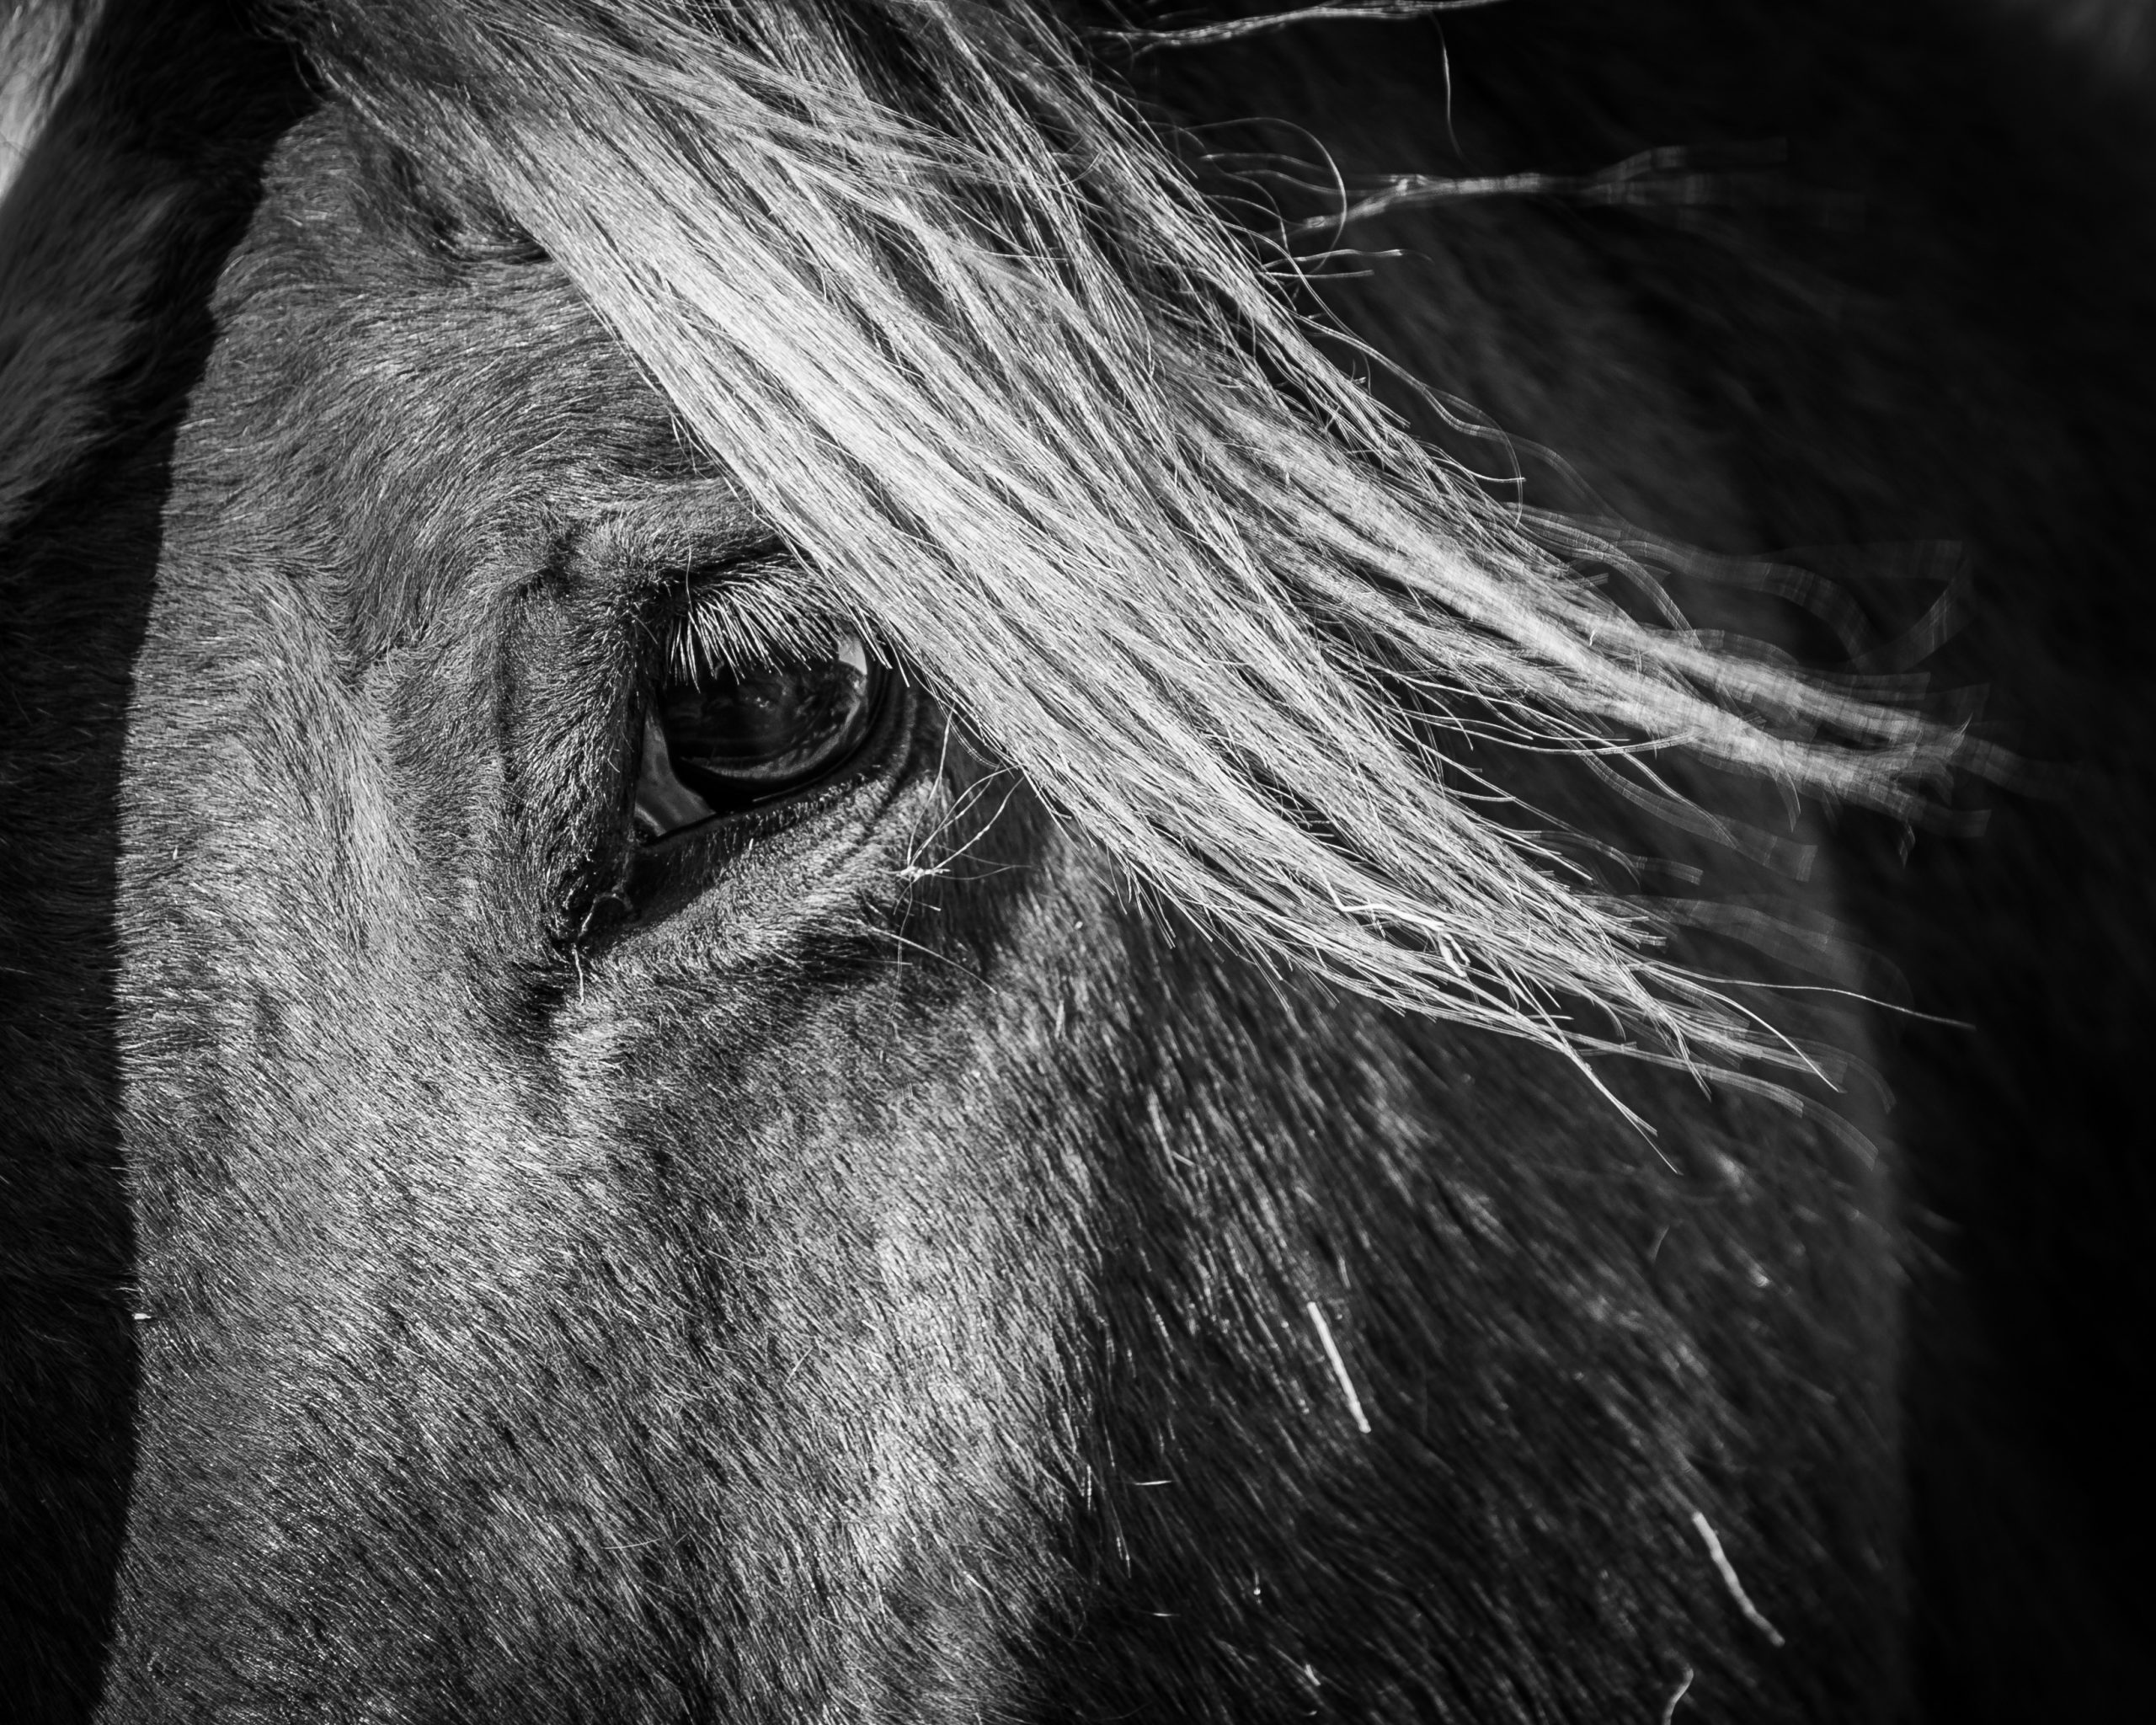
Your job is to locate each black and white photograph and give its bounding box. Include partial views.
[3,1,2150,1717]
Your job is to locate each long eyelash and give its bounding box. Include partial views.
[660,563,870,686]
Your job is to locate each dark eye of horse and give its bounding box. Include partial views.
[632,635,883,840]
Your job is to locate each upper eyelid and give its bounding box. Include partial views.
[557,492,876,672]
[567,480,782,596]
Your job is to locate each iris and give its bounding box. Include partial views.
[632,634,883,839]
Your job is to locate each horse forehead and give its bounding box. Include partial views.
[184,108,702,632]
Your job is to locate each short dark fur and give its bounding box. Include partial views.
[0,2,2148,1720]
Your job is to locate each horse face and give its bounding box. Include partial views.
[93,108,1113,1715]
[6,40,1918,1715]
[29,3,2113,1716]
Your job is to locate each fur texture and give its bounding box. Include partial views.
[258,0,1984,1074]
[0,1,2150,1721]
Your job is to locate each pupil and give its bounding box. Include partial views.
[632,633,883,841]
[660,661,860,775]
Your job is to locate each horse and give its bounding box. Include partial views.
[1,0,2148,1717]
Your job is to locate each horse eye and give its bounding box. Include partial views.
[632,634,883,840]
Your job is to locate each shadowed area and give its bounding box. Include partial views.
[0,2,308,1712]
[1,2,2150,1720]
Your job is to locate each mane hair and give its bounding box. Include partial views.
[22,0,1978,1069]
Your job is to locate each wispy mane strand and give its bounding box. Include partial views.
[278,0,1972,1070]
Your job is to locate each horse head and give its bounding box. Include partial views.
[3,1,2149,1718]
